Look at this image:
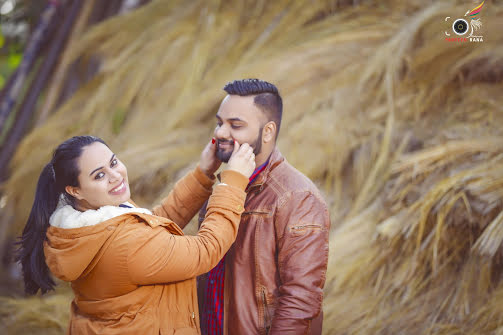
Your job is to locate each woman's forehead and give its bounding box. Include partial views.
[79,143,113,172]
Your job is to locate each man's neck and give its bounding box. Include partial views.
[254,146,274,167]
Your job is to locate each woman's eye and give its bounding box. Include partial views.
[111,158,118,167]
[231,125,241,129]
[95,172,105,180]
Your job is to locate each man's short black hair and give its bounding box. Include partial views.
[223,79,283,139]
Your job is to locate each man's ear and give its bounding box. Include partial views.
[65,186,83,200]
[263,121,277,143]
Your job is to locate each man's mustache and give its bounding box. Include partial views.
[217,139,234,147]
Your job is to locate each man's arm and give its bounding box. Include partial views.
[270,191,330,335]
[152,165,215,229]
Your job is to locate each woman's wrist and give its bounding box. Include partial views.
[202,168,215,179]
[220,170,249,190]
[196,164,216,180]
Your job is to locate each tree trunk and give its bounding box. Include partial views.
[0,0,83,182]
[0,1,64,133]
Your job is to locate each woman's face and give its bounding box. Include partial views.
[66,142,130,211]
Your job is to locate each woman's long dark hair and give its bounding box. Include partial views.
[16,135,107,295]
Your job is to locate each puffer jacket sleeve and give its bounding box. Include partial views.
[128,170,248,284]
[152,165,215,229]
[270,191,330,335]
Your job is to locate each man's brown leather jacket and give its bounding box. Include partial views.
[198,148,330,335]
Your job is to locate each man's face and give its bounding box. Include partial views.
[214,95,265,163]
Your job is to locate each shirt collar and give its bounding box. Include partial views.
[248,159,269,185]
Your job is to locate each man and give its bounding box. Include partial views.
[198,79,330,335]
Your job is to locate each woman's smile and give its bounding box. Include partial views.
[109,180,127,195]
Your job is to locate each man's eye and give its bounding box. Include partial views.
[95,172,105,180]
[231,125,241,129]
[111,159,118,167]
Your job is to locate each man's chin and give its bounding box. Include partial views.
[216,150,232,163]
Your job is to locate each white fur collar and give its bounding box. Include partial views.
[49,198,152,229]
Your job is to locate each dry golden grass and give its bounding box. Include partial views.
[1,0,503,333]
[0,285,71,334]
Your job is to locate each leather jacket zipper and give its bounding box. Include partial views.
[291,224,322,230]
[262,288,271,335]
[242,210,270,215]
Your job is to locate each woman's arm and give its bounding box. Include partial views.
[152,138,221,229]
[128,170,248,284]
[152,165,215,229]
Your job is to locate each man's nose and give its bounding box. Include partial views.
[215,124,230,139]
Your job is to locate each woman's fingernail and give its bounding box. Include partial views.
[212,138,216,144]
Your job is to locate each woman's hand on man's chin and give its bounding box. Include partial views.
[199,138,222,178]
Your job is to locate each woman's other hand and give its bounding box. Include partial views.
[199,138,222,178]
[226,142,255,179]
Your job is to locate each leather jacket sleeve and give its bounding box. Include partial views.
[152,165,215,229]
[270,191,330,335]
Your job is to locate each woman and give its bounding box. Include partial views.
[17,135,255,334]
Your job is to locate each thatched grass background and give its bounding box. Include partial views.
[1,0,503,333]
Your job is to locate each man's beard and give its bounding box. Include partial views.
[216,127,263,163]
